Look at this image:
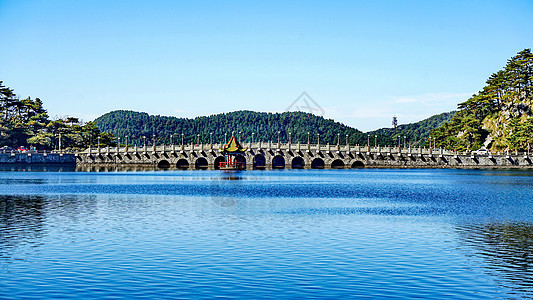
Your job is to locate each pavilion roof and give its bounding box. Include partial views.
[221,132,247,153]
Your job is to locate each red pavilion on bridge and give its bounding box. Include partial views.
[219,132,247,170]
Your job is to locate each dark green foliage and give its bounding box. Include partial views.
[505,118,533,151]
[94,110,372,145]
[430,49,533,151]
[94,109,453,147]
[0,81,112,150]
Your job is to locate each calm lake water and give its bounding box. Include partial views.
[1,168,532,299]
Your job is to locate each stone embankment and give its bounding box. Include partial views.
[0,152,76,165]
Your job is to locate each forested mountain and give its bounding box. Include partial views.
[368,111,455,147]
[94,110,370,146]
[0,79,458,150]
[430,49,533,151]
[94,109,451,147]
[0,81,112,150]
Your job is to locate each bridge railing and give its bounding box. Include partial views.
[77,142,533,157]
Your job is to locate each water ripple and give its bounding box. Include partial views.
[0,169,532,298]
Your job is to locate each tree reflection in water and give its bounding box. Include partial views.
[456,222,533,297]
[0,194,97,261]
[0,195,46,260]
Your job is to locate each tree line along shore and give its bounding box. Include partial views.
[2,49,531,152]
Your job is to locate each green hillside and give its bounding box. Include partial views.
[94,110,370,146]
[368,111,455,147]
[430,49,533,151]
[94,109,451,147]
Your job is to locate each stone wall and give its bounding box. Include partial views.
[0,153,76,164]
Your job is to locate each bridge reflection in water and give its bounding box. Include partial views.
[76,142,533,170]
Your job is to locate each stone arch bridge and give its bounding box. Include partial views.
[76,142,533,169]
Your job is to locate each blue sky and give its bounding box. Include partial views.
[1,1,531,131]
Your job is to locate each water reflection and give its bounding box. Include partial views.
[76,165,213,172]
[0,195,46,260]
[76,165,162,172]
[219,172,245,181]
[0,194,98,261]
[208,171,245,207]
[0,169,532,298]
[457,222,533,297]
[0,164,76,172]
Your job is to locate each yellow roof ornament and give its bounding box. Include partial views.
[221,131,247,153]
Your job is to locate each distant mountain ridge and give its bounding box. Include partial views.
[94,110,366,145]
[94,109,452,147]
[368,111,455,146]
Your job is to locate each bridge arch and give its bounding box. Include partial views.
[157,160,170,169]
[214,156,225,170]
[311,158,325,169]
[176,159,190,169]
[291,157,305,169]
[351,161,365,168]
[235,154,247,170]
[272,155,285,169]
[331,159,345,169]
[253,154,266,170]
[195,157,208,170]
